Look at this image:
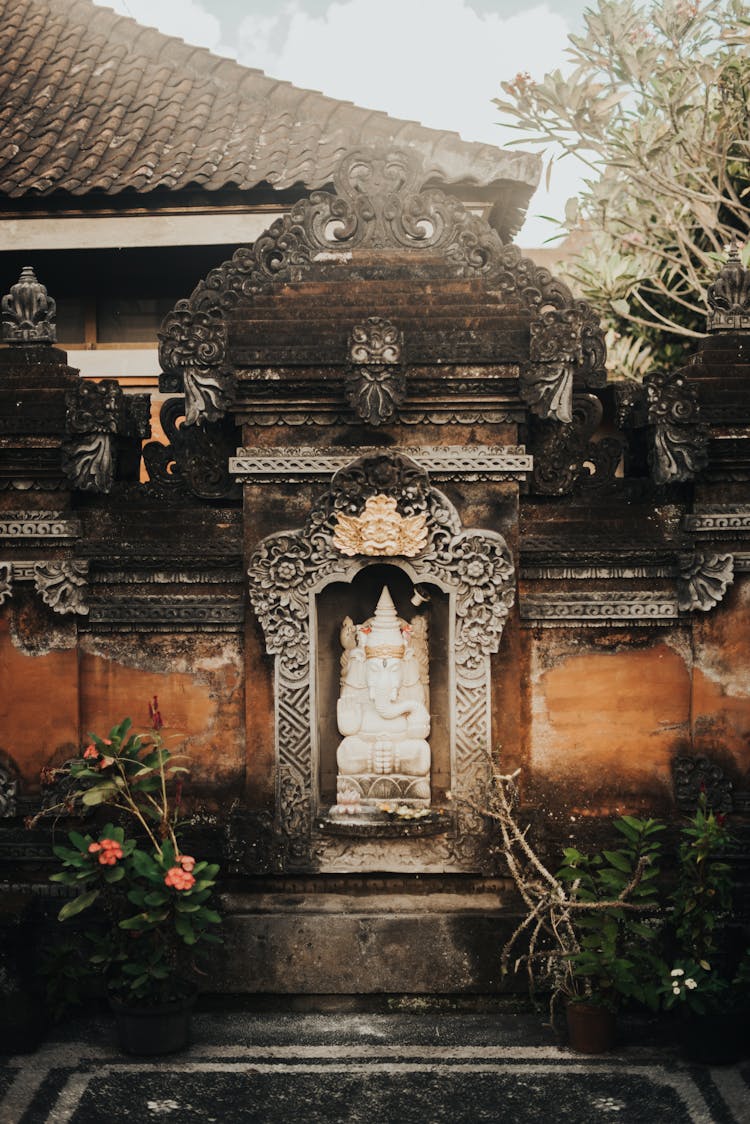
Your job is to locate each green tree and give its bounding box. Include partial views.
[495,0,750,374]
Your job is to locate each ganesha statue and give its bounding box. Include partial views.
[335,585,431,805]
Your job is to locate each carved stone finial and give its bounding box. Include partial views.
[677,551,734,612]
[706,239,750,331]
[1,266,57,345]
[345,317,406,425]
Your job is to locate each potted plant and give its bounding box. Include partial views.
[479,767,664,1053]
[38,710,221,1055]
[660,793,748,1064]
[555,815,665,1051]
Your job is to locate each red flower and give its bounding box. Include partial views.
[164,866,196,891]
[96,837,123,865]
[98,756,115,770]
[83,745,98,760]
[149,695,163,731]
[178,854,195,872]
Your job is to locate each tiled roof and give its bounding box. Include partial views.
[0,0,540,232]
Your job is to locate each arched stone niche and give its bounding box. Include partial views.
[314,562,450,808]
[247,451,516,873]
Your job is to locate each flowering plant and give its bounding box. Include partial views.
[659,962,728,1017]
[43,710,221,1006]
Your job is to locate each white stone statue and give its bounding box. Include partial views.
[336,585,431,805]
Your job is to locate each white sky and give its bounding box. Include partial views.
[100,0,586,245]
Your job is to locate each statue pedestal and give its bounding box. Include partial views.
[343,772,430,805]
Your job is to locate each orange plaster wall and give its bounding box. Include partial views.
[528,634,691,808]
[691,578,750,776]
[79,635,245,801]
[0,616,80,788]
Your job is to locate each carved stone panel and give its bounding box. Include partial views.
[247,451,516,873]
[159,146,606,427]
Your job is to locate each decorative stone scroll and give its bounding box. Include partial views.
[86,596,243,631]
[0,563,11,607]
[684,507,750,535]
[345,317,406,425]
[1,266,56,345]
[0,515,80,539]
[247,450,516,871]
[159,146,606,426]
[531,393,622,495]
[62,381,150,494]
[520,591,680,626]
[677,551,734,612]
[141,398,238,501]
[706,240,750,332]
[644,369,709,484]
[521,307,588,423]
[33,561,88,616]
[230,445,533,483]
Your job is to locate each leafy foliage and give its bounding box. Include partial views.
[495,0,750,372]
[556,816,665,1010]
[43,717,221,1006]
[660,791,742,1015]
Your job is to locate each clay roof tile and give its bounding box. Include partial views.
[0,0,540,234]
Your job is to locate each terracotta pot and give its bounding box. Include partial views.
[110,991,196,1056]
[565,1001,617,1054]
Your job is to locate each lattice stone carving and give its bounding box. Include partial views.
[159,146,606,426]
[247,450,516,872]
[1,266,56,345]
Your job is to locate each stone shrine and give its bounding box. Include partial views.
[1,145,749,994]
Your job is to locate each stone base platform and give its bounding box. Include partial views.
[211,891,521,995]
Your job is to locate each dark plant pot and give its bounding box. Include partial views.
[680,1011,747,1066]
[0,991,45,1054]
[110,992,196,1057]
[566,1001,617,1054]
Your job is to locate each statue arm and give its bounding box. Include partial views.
[337,697,362,736]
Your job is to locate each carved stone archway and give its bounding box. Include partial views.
[247,452,515,873]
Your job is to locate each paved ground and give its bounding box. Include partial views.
[1,1010,748,1123]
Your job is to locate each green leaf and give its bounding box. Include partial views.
[58,889,100,921]
[602,850,632,873]
[81,784,117,806]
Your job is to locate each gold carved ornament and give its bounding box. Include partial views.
[332,495,428,558]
